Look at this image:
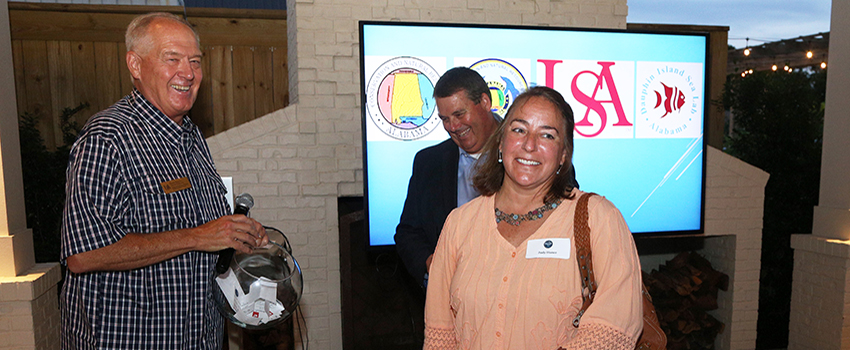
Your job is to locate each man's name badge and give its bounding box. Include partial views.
[161,177,192,194]
[526,238,571,259]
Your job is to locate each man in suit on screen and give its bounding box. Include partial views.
[394,67,501,288]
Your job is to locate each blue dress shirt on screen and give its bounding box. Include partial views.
[457,150,481,207]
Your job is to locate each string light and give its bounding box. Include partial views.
[734,35,828,73]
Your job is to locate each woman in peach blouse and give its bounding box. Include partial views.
[423,86,643,350]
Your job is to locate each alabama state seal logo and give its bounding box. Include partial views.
[365,57,442,140]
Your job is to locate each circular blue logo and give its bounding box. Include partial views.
[470,58,528,119]
[544,240,553,249]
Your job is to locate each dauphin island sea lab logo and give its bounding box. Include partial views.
[636,63,704,138]
[471,59,528,118]
[366,57,442,140]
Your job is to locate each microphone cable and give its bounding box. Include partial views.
[263,225,306,349]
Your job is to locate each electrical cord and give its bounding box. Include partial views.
[296,304,308,350]
[262,225,305,349]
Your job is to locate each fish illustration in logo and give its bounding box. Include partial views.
[654,82,686,118]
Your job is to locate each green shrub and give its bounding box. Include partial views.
[19,103,86,263]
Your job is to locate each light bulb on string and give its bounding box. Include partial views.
[772,64,777,71]
[821,61,827,69]
[744,48,750,56]
[807,51,813,59]
[741,72,746,77]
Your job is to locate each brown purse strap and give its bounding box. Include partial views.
[573,192,597,328]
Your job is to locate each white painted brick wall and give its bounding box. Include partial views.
[0,263,61,350]
[789,235,850,349]
[704,146,768,350]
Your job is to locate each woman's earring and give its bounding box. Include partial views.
[556,163,563,175]
[498,150,503,163]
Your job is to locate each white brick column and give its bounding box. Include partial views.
[0,1,62,349]
[789,1,850,349]
[703,147,768,350]
[207,0,627,348]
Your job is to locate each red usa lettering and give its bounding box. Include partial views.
[538,60,633,138]
[571,62,631,137]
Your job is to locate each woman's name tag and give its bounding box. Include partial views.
[526,238,571,259]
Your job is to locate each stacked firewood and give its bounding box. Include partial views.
[643,251,729,350]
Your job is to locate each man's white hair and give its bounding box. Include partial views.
[125,12,200,54]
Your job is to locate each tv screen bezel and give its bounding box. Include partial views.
[359,20,709,250]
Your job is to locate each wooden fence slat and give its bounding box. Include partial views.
[21,40,55,149]
[232,46,255,127]
[209,45,234,133]
[10,10,286,47]
[47,41,75,146]
[71,42,99,125]
[118,42,133,95]
[191,46,214,138]
[12,40,26,119]
[94,42,123,113]
[272,45,289,111]
[177,17,288,47]
[253,46,274,118]
[11,10,137,43]
[10,5,290,140]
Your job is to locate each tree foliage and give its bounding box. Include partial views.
[19,104,86,263]
[721,69,825,349]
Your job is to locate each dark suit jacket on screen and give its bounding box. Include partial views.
[394,139,459,287]
[394,138,579,287]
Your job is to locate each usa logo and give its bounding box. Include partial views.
[365,57,442,140]
[636,62,704,138]
[470,58,528,118]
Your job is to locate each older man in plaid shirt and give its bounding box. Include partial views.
[59,12,267,349]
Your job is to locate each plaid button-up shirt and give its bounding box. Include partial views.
[60,89,230,349]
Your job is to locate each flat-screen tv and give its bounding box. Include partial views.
[360,21,708,247]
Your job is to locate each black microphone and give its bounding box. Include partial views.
[216,193,255,274]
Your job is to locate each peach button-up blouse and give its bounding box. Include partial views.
[423,190,643,350]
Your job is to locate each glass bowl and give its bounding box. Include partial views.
[213,230,302,330]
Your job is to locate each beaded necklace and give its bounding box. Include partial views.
[494,198,564,226]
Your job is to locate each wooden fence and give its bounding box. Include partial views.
[9,3,289,149]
